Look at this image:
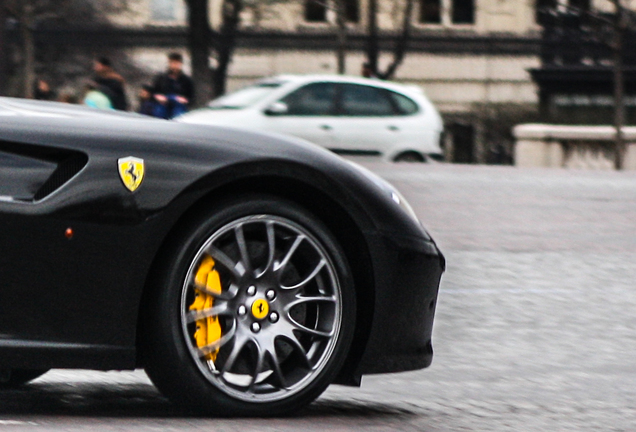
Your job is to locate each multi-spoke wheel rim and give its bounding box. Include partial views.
[180,215,342,403]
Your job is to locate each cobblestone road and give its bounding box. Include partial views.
[356,163,636,431]
[1,163,635,431]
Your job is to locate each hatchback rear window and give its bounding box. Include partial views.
[337,84,419,117]
[388,91,419,115]
[339,84,395,117]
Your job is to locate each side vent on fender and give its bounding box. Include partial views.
[0,141,88,202]
[34,153,88,201]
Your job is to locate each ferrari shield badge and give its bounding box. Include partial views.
[118,156,145,192]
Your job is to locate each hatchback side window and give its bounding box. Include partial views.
[388,91,420,115]
[339,84,395,117]
[280,83,336,116]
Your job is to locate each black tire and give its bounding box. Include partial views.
[0,369,49,388]
[141,195,355,416]
[394,151,426,163]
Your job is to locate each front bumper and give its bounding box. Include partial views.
[354,231,444,376]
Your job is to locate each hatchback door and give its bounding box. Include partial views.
[260,82,338,148]
[327,83,422,158]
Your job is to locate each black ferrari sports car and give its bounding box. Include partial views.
[0,97,444,416]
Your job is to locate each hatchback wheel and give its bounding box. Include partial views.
[394,151,426,163]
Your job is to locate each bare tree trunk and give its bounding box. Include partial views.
[335,0,346,74]
[0,7,7,96]
[613,32,625,169]
[366,0,378,75]
[612,0,626,170]
[187,0,213,107]
[379,0,413,80]
[22,4,35,99]
[213,0,242,97]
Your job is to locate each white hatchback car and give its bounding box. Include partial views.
[178,75,444,162]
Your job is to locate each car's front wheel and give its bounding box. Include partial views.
[142,196,355,416]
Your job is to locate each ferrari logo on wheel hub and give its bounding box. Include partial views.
[251,299,269,320]
[118,156,145,192]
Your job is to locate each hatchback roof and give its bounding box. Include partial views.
[255,74,423,95]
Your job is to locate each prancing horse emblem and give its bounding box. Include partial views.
[118,156,145,192]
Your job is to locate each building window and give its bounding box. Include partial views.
[452,0,474,24]
[419,0,474,25]
[151,0,177,22]
[304,0,359,23]
[305,0,327,22]
[535,0,556,22]
[420,0,442,24]
[344,0,359,23]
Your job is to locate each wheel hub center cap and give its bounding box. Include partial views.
[251,298,270,320]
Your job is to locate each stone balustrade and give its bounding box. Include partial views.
[513,124,636,170]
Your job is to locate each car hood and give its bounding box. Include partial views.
[0,97,431,243]
[0,97,145,120]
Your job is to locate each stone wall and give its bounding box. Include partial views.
[514,124,636,170]
[113,0,539,34]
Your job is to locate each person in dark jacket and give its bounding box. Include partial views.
[151,52,194,119]
[93,57,128,111]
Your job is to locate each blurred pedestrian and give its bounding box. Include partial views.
[83,80,113,110]
[152,52,194,119]
[137,84,156,117]
[33,79,55,101]
[93,57,128,111]
[58,92,79,104]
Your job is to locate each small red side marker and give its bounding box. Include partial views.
[65,228,74,240]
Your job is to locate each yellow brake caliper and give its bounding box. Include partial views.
[190,255,223,361]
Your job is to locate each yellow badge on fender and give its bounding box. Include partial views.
[118,156,145,192]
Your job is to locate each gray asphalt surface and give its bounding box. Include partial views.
[1,162,635,431]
